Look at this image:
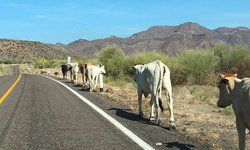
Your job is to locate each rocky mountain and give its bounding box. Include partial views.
[66,22,250,56]
[1,22,250,60]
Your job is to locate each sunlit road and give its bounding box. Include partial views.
[0,72,211,149]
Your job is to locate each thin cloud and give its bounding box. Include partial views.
[35,15,47,19]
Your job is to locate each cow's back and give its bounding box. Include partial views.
[138,61,162,94]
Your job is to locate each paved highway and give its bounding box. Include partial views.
[0,73,211,149]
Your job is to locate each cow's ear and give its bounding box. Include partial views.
[219,74,224,79]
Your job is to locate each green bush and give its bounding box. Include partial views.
[98,46,126,77]
[178,49,219,85]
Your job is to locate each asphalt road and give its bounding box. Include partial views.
[0,73,211,150]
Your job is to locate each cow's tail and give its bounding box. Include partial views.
[157,60,164,113]
[159,98,164,113]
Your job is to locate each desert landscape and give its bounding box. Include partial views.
[23,66,249,149]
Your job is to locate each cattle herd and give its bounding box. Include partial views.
[59,60,250,149]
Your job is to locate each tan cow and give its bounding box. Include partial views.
[217,73,250,150]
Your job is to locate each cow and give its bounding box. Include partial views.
[86,64,106,92]
[217,73,250,150]
[68,63,79,84]
[132,60,175,128]
[79,62,91,87]
[60,64,69,79]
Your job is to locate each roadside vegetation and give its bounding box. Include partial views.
[31,44,250,87]
[95,44,250,86]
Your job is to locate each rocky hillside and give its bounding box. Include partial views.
[0,39,73,61]
[67,22,250,56]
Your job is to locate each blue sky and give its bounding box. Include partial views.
[0,0,249,44]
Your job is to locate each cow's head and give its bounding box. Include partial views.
[217,73,237,108]
[132,64,144,81]
[99,64,106,74]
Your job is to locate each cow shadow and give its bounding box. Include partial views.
[109,108,151,125]
[64,81,73,84]
[78,85,90,91]
[164,142,195,150]
[109,108,174,130]
[73,84,82,87]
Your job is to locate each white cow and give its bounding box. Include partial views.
[132,60,175,128]
[86,64,106,92]
[217,73,250,150]
[68,63,79,84]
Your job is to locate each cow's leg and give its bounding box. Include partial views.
[94,76,98,90]
[138,89,143,117]
[83,73,85,85]
[150,99,155,120]
[88,73,94,92]
[70,71,73,82]
[167,92,175,128]
[164,78,176,129]
[74,73,77,83]
[153,93,160,125]
[236,117,246,150]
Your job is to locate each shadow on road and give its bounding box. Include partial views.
[164,142,195,150]
[109,108,151,125]
[109,108,177,131]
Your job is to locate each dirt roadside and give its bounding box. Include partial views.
[102,83,243,149]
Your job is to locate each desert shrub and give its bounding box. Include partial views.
[165,57,187,85]
[0,58,31,64]
[178,49,219,85]
[129,51,168,64]
[124,51,169,75]
[97,46,126,77]
[214,44,250,77]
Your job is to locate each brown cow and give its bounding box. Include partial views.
[79,62,91,88]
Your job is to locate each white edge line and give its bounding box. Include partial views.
[42,75,155,150]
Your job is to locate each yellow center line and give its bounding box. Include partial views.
[0,74,22,104]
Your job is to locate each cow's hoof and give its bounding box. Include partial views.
[139,112,144,118]
[149,117,155,121]
[169,123,176,131]
[154,118,161,125]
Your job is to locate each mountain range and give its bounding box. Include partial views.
[1,22,250,60]
[66,22,250,57]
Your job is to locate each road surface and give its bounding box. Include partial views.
[0,73,211,149]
